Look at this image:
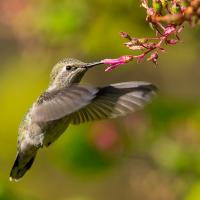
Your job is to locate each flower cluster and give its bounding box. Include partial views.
[102,0,200,71]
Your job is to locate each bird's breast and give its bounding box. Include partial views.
[41,116,71,147]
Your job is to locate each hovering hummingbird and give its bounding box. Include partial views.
[10,58,156,181]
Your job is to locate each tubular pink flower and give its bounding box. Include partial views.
[101,55,133,72]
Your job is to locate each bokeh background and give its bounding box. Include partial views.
[1,0,200,199]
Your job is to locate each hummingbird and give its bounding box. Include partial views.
[10,58,157,181]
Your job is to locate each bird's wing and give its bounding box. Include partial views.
[70,82,157,124]
[31,85,98,123]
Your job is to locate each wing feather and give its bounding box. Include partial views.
[71,81,157,124]
[31,85,98,122]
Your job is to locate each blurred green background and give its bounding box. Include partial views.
[1,0,200,199]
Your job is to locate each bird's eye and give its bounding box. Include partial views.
[66,66,72,71]
[66,66,77,71]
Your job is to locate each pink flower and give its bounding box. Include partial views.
[101,55,133,72]
[135,53,146,63]
[147,51,158,65]
[120,32,132,40]
[167,39,178,45]
[163,25,176,36]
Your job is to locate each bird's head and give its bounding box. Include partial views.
[49,58,103,90]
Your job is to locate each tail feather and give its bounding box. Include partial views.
[10,151,37,181]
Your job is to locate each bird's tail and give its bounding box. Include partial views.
[9,150,37,182]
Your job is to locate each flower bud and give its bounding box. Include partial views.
[120,32,132,40]
[147,51,158,65]
[163,25,176,36]
[167,39,178,45]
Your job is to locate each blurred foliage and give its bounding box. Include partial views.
[0,0,200,200]
[60,124,114,175]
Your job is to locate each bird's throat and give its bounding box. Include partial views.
[48,71,86,91]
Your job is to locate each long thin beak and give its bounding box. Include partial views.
[85,61,103,68]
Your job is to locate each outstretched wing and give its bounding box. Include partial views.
[31,85,98,122]
[71,82,157,124]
